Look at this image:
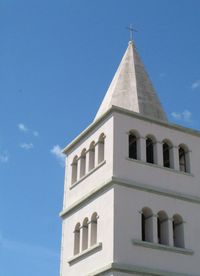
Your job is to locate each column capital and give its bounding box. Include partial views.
[152,214,158,218]
[173,145,179,149]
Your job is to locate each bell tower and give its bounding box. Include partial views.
[60,40,200,276]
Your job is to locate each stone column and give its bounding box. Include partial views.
[77,157,82,180]
[85,150,90,174]
[88,221,92,247]
[182,221,188,249]
[137,211,143,240]
[155,142,163,166]
[139,137,146,162]
[152,214,158,243]
[79,225,83,252]
[168,218,174,246]
[81,224,89,251]
[73,227,81,255]
[94,142,99,167]
[186,150,191,173]
[171,146,179,170]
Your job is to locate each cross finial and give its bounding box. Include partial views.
[126,24,137,42]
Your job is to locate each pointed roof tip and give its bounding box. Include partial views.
[94,41,168,122]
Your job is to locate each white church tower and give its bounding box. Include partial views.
[60,40,200,276]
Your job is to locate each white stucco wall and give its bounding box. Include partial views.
[60,188,114,276]
[113,184,200,275]
[60,110,200,275]
[63,115,114,209]
[113,112,200,198]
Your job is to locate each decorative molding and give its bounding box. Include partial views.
[87,262,198,276]
[113,176,200,203]
[153,213,158,218]
[132,239,194,255]
[62,111,112,154]
[60,176,200,218]
[69,160,106,190]
[126,157,194,176]
[60,179,113,218]
[62,105,200,154]
[68,242,102,265]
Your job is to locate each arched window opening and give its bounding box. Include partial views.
[72,156,78,184]
[157,211,169,245]
[80,149,86,178]
[74,223,80,255]
[82,218,89,251]
[163,142,170,168]
[141,213,145,241]
[173,214,185,248]
[89,142,95,171]
[98,134,105,164]
[179,146,188,172]
[141,207,153,242]
[146,137,154,164]
[129,133,137,159]
[90,212,98,246]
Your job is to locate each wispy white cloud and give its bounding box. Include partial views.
[0,151,9,163]
[18,123,28,132]
[171,110,192,123]
[182,110,192,121]
[191,80,200,90]
[33,131,39,137]
[18,123,39,137]
[50,145,65,166]
[20,143,34,150]
[171,112,181,120]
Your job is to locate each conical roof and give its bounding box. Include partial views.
[94,41,167,122]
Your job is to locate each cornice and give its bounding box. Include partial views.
[62,106,200,155]
[60,176,200,218]
[68,243,102,265]
[87,262,198,276]
[132,239,194,255]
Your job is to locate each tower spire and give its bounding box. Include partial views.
[94,40,167,122]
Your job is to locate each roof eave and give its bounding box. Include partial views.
[62,106,200,155]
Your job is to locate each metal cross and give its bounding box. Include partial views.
[126,24,137,41]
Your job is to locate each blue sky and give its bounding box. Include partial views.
[1,0,200,275]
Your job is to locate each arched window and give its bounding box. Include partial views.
[98,133,105,164]
[141,207,153,242]
[179,145,189,173]
[157,211,169,245]
[146,137,154,164]
[163,141,171,168]
[72,156,78,184]
[82,218,89,251]
[90,212,98,246]
[74,223,80,255]
[129,132,138,159]
[89,142,95,171]
[80,149,86,178]
[173,214,184,248]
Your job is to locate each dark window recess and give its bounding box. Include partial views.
[146,138,154,163]
[163,143,170,168]
[173,220,175,242]
[142,214,145,241]
[157,217,161,244]
[129,134,137,159]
